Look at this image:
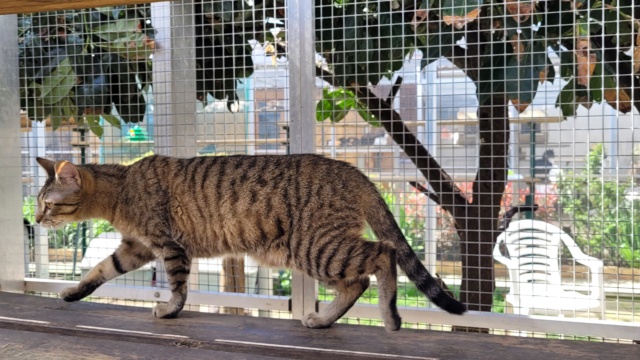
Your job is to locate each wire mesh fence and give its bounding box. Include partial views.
[7,0,640,342]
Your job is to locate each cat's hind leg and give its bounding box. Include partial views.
[152,241,191,319]
[302,240,401,331]
[60,238,156,302]
[301,276,369,329]
[371,242,401,331]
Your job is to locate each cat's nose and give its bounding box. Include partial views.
[35,214,43,224]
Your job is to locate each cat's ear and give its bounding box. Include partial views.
[36,157,56,178]
[54,161,81,187]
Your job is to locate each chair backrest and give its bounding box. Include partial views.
[496,220,565,290]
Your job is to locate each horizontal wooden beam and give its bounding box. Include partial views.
[436,116,564,126]
[0,0,170,15]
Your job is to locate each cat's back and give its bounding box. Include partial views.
[137,153,358,185]
[123,153,371,200]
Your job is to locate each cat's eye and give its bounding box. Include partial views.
[44,201,53,211]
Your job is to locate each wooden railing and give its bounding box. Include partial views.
[0,0,167,15]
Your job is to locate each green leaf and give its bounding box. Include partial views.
[92,19,140,42]
[96,32,154,60]
[48,96,77,130]
[330,108,349,123]
[556,78,578,117]
[316,97,333,122]
[590,62,603,103]
[316,87,377,125]
[102,114,122,129]
[50,105,63,131]
[61,96,77,121]
[575,19,590,37]
[441,0,483,18]
[39,58,74,104]
[85,115,103,138]
[357,107,379,127]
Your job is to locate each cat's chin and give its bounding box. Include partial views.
[41,221,70,230]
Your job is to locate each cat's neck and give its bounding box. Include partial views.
[79,164,128,223]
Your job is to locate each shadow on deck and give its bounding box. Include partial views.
[0,292,637,360]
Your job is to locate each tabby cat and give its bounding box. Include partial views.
[35,154,466,331]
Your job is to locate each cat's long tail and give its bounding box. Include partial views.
[365,191,467,315]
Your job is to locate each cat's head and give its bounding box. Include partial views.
[35,158,85,229]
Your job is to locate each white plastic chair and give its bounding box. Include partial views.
[493,220,605,319]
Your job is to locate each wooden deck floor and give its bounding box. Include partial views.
[0,292,638,360]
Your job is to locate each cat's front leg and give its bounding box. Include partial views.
[153,242,191,319]
[61,238,156,302]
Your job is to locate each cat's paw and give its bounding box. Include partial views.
[301,312,332,329]
[382,309,402,332]
[152,303,181,319]
[383,315,402,332]
[60,286,83,302]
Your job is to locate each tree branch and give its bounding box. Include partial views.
[355,84,470,221]
[409,181,441,205]
[386,76,403,105]
[315,65,469,222]
[498,204,539,231]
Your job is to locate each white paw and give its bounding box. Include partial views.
[301,312,332,329]
[152,303,179,319]
[60,286,81,302]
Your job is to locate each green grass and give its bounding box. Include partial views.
[318,283,507,313]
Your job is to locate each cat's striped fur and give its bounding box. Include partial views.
[35,154,466,331]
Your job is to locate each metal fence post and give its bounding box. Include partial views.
[151,0,198,290]
[0,14,25,293]
[287,0,317,319]
[151,0,197,158]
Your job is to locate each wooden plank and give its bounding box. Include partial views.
[279,120,423,128]
[0,292,638,360]
[24,278,291,311]
[197,138,288,146]
[1,328,280,360]
[436,116,564,126]
[0,0,168,15]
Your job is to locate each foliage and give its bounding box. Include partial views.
[274,269,292,296]
[557,144,640,267]
[92,219,116,238]
[316,88,377,125]
[22,2,638,135]
[23,196,37,224]
[194,1,639,120]
[19,6,154,137]
[319,283,507,314]
[195,1,257,111]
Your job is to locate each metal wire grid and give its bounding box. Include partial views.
[11,0,640,340]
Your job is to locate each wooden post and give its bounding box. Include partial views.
[0,14,25,293]
[0,0,170,15]
[222,257,247,315]
[150,1,199,297]
[287,0,317,319]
